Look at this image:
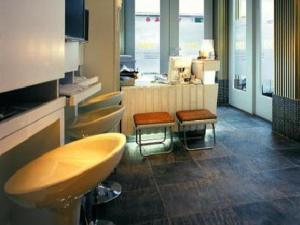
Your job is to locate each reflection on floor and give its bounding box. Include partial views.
[93,106,300,225]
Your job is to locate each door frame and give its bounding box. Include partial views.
[254,0,273,121]
[229,0,254,114]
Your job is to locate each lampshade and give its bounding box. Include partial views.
[201,40,215,59]
[116,0,122,9]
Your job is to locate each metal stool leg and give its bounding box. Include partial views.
[163,127,167,142]
[212,123,216,145]
[138,129,142,155]
[137,126,174,157]
[180,122,216,151]
[169,126,174,149]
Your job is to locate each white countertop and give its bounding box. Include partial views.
[121,75,213,89]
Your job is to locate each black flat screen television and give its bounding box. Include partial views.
[65,0,85,40]
[84,10,89,41]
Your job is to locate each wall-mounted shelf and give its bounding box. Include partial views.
[60,77,102,107]
[65,83,102,106]
[0,98,66,156]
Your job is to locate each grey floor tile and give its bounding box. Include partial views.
[96,188,166,225]
[171,207,242,225]
[109,163,155,192]
[196,156,253,180]
[159,179,231,218]
[278,148,300,166]
[258,167,300,197]
[233,200,299,225]
[152,160,207,186]
[236,150,296,173]
[93,106,300,224]
[189,143,233,161]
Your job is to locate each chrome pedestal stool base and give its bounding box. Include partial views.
[94,180,122,204]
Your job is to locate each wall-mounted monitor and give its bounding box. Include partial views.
[65,0,85,41]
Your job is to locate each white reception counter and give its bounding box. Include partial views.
[121,82,218,135]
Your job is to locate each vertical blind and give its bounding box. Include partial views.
[214,0,229,80]
[274,0,300,99]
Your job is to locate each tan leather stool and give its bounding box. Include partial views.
[176,109,217,150]
[134,112,175,157]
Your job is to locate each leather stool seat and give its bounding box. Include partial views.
[133,112,175,157]
[176,109,217,122]
[134,112,174,127]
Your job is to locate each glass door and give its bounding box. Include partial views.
[255,0,274,121]
[135,0,160,75]
[229,0,253,113]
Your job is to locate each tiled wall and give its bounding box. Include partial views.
[217,79,229,105]
[273,0,300,141]
[273,95,300,141]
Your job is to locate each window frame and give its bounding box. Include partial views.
[123,0,212,74]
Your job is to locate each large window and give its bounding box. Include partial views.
[260,0,274,97]
[233,0,247,91]
[133,0,206,75]
[135,0,160,75]
[179,0,204,57]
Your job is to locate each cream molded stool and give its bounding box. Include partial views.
[5,134,126,225]
[134,112,175,157]
[67,92,125,224]
[176,109,217,151]
[68,107,125,201]
[68,105,125,140]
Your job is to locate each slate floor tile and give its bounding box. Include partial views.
[189,143,233,161]
[135,218,171,225]
[216,177,264,206]
[222,139,274,156]
[233,201,299,225]
[148,143,192,166]
[236,150,296,173]
[258,167,300,197]
[278,148,300,166]
[159,179,231,218]
[272,196,300,221]
[95,188,166,225]
[265,135,300,150]
[171,207,242,225]
[152,160,207,186]
[196,156,253,180]
[92,106,300,225]
[109,163,155,192]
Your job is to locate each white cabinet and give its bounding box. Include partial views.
[0,0,65,93]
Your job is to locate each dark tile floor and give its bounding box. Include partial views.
[94,106,300,225]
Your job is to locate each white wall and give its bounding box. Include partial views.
[84,0,120,94]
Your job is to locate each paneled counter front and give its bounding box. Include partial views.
[121,83,218,135]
